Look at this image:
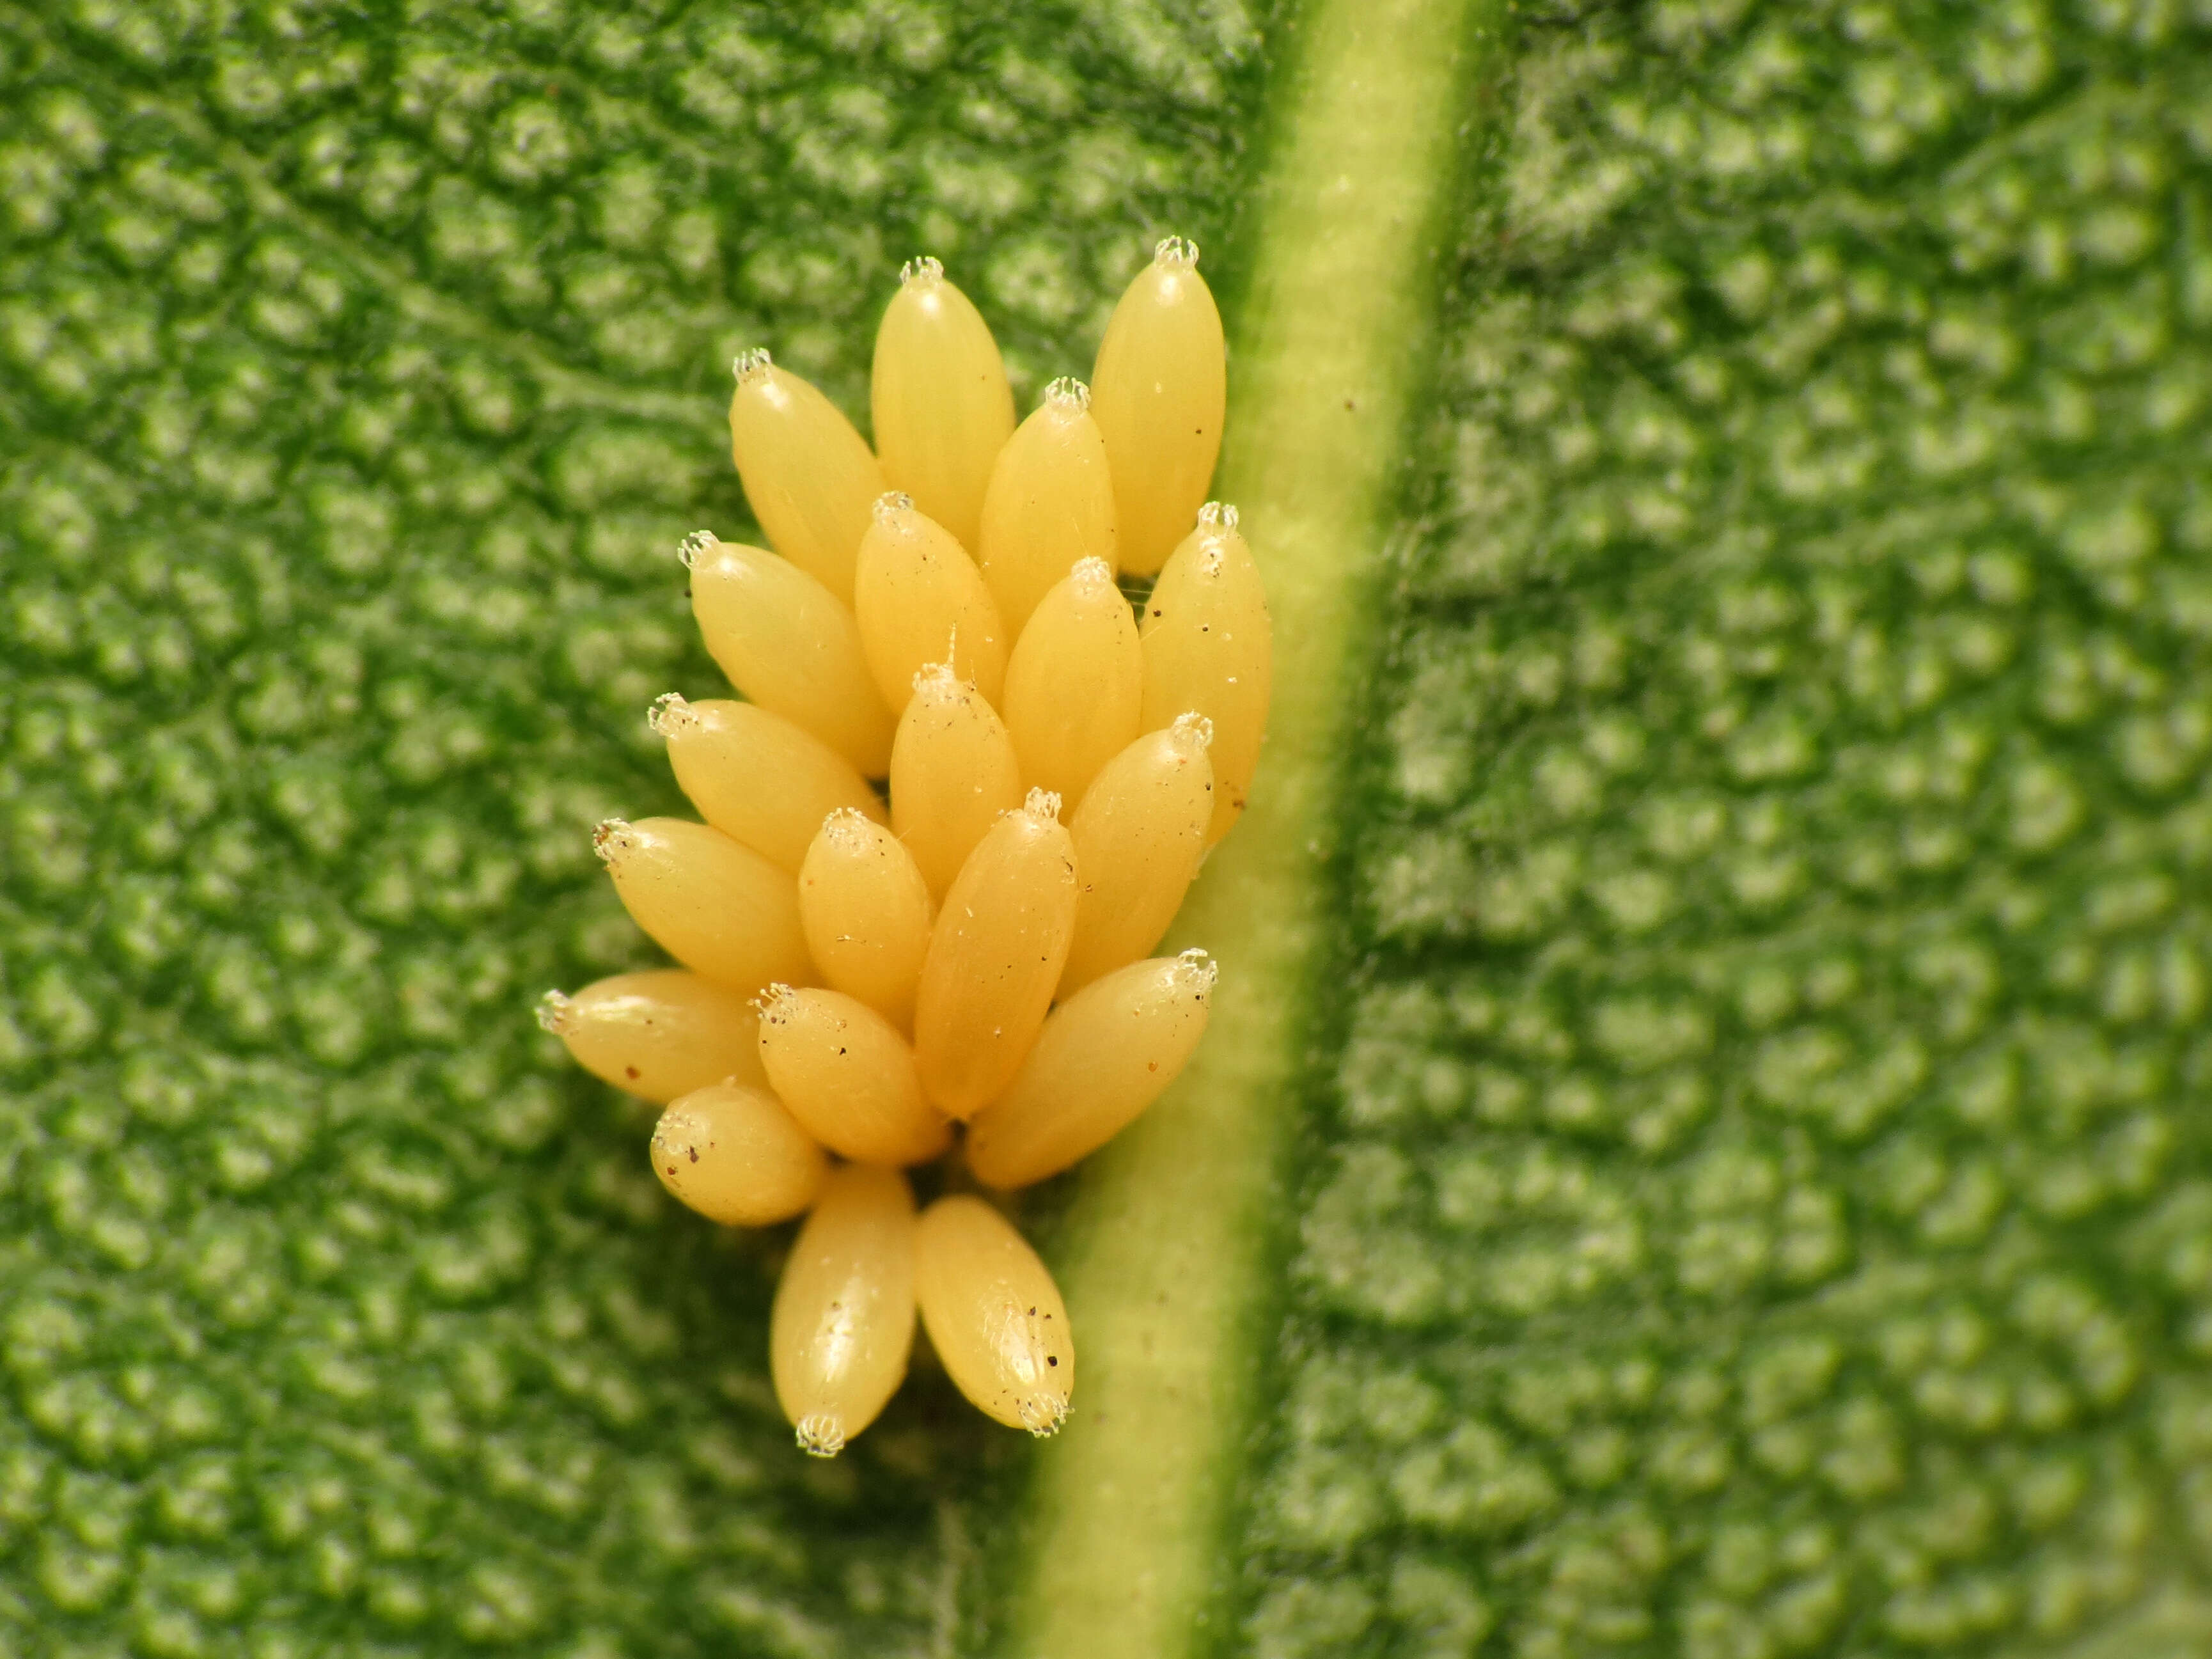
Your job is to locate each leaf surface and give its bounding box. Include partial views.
[0,4,1267,1651]
[9,2,2212,1657]
[1231,6,2212,1657]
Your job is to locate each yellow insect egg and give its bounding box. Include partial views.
[535,969,770,1104]
[797,809,935,1033]
[914,1195,1074,1436]
[913,788,1079,1119]
[728,347,885,604]
[1002,556,1143,808]
[593,817,815,998]
[976,377,1118,637]
[685,532,895,777]
[649,1080,827,1226]
[1088,237,1227,577]
[652,694,886,874]
[771,1163,918,1458]
[854,492,1008,709]
[1059,713,1215,993]
[755,984,953,1167]
[888,661,1024,900]
[870,257,1015,552]
[968,950,1218,1190]
[1139,503,1273,845]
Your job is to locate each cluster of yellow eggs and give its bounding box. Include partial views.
[537,240,1271,1455]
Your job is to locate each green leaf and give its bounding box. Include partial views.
[1225,6,2212,1659]
[0,3,1269,1652]
[10,1,2212,1657]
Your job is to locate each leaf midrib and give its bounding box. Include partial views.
[1001,0,1494,1653]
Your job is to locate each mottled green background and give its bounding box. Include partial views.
[1255,6,2212,1656]
[6,0,2212,1655]
[0,2,1266,1651]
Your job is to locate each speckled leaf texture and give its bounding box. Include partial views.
[7,2,2212,1658]
[0,3,1266,1653]
[1241,4,2212,1658]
